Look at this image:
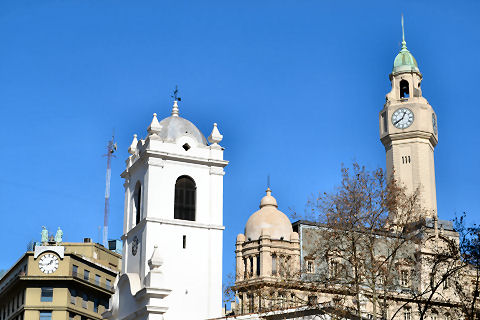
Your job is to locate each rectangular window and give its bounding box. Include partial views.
[329,260,339,278]
[272,255,277,276]
[83,270,90,281]
[70,289,76,305]
[72,265,78,277]
[306,260,314,273]
[243,258,247,278]
[443,276,450,289]
[247,294,254,313]
[239,295,243,314]
[249,257,253,276]
[93,299,99,313]
[404,308,411,320]
[401,270,409,287]
[69,312,75,320]
[256,255,260,276]
[278,292,286,308]
[39,311,52,320]
[183,235,186,249]
[106,279,112,291]
[82,294,88,309]
[40,288,53,302]
[95,274,101,286]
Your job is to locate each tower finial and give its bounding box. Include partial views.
[171,85,181,116]
[401,14,405,43]
[401,14,408,50]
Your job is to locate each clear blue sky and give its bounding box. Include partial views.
[1,1,479,290]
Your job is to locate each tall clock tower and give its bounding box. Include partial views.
[380,22,439,220]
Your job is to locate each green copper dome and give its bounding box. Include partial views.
[392,40,420,74]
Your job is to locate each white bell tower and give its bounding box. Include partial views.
[107,99,228,320]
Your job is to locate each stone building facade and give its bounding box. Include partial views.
[231,27,477,320]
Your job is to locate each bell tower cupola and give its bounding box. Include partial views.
[380,17,439,222]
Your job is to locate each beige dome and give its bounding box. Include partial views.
[244,188,293,241]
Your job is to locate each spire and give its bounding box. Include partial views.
[392,14,420,74]
[171,100,179,117]
[147,113,162,135]
[401,14,407,51]
[208,123,223,145]
[128,134,138,155]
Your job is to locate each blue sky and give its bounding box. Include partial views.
[1,0,479,290]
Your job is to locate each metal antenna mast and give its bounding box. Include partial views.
[103,134,117,247]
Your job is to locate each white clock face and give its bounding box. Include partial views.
[392,108,414,129]
[39,253,59,274]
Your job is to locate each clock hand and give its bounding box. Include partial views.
[394,112,407,125]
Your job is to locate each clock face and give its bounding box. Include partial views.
[132,236,139,256]
[432,113,438,135]
[39,253,59,274]
[392,108,414,129]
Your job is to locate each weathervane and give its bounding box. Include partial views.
[171,85,181,101]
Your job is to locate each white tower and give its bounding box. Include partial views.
[105,100,228,320]
[380,20,438,221]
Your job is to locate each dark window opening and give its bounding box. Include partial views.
[174,176,196,221]
[382,112,388,132]
[243,258,247,278]
[70,289,76,304]
[182,143,191,151]
[400,79,410,98]
[82,294,88,309]
[249,256,254,276]
[248,294,254,313]
[256,255,260,276]
[93,299,99,313]
[183,235,186,249]
[40,288,53,302]
[134,182,142,225]
[72,265,78,277]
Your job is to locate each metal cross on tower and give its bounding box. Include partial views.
[171,85,181,101]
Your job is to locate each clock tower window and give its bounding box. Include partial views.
[174,176,196,221]
[133,182,142,225]
[400,79,410,98]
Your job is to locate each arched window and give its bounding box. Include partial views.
[174,176,196,221]
[133,182,142,225]
[400,79,410,98]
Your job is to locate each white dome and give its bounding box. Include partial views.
[157,115,208,146]
[244,188,293,241]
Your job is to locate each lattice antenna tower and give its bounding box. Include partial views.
[103,134,117,247]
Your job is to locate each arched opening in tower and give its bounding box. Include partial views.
[400,79,410,98]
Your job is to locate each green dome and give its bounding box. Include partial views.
[392,40,420,74]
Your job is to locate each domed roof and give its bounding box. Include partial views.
[244,188,293,241]
[158,116,208,146]
[154,101,207,146]
[392,40,420,74]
